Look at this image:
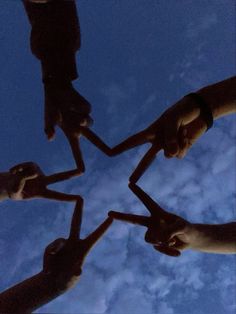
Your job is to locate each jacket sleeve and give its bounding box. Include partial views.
[23,0,81,83]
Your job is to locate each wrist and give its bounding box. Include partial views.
[41,51,78,87]
[197,77,236,120]
[185,93,213,131]
[196,86,219,120]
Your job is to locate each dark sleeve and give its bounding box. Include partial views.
[23,0,81,83]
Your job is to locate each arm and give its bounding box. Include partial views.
[23,0,80,83]
[23,0,92,170]
[197,76,236,119]
[150,76,236,158]
[166,221,236,254]
[0,271,66,313]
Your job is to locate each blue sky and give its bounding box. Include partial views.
[0,0,235,313]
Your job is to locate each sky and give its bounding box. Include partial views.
[0,0,235,313]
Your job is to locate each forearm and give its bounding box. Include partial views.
[190,222,236,254]
[197,76,236,119]
[23,0,80,83]
[0,271,66,313]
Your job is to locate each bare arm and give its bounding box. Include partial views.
[160,76,236,158]
[167,221,236,254]
[0,272,66,313]
[197,76,236,119]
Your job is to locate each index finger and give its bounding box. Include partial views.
[69,198,84,240]
[63,131,85,173]
[129,142,162,183]
[83,217,113,252]
[108,211,149,227]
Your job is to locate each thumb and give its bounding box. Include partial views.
[177,116,207,158]
[163,119,180,158]
[161,219,187,242]
[44,102,57,141]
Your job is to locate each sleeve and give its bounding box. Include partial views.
[23,0,81,83]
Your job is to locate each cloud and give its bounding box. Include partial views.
[186,13,218,39]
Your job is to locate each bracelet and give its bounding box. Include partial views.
[186,93,213,131]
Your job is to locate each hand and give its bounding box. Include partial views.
[9,163,81,202]
[112,96,208,183]
[148,95,207,159]
[44,83,93,171]
[153,217,194,254]
[109,183,192,257]
[9,162,41,180]
[43,199,113,285]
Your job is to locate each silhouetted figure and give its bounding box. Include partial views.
[0,199,113,312]
[111,76,236,182]
[0,162,81,202]
[109,183,236,256]
[23,0,112,171]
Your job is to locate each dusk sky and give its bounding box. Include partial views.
[0,1,235,313]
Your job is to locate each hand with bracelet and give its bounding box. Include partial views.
[111,76,236,183]
[109,183,236,256]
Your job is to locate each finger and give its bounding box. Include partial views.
[83,217,113,253]
[45,169,81,185]
[129,143,161,183]
[44,91,58,140]
[108,211,149,226]
[163,119,180,158]
[161,219,187,242]
[128,183,168,219]
[72,90,92,115]
[43,189,82,202]
[111,129,149,155]
[153,244,181,257]
[10,163,41,179]
[177,117,207,158]
[10,161,35,170]
[64,132,85,173]
[80,127,112,156]
[69,198,84,240]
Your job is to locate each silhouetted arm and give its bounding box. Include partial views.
[0,271,66,313]
[23,0,80,83]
